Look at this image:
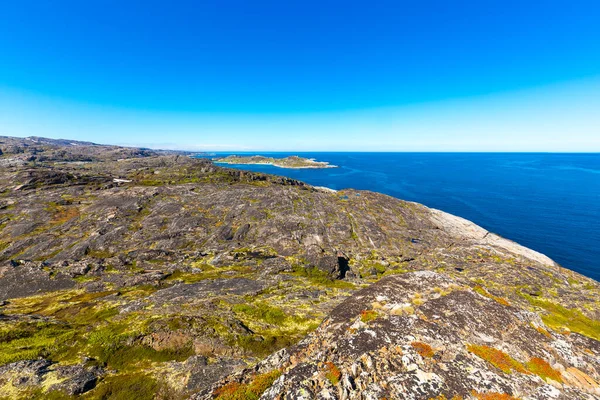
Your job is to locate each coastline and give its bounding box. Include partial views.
[214,161,338,169]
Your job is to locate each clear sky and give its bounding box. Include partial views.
[1,1,599,151]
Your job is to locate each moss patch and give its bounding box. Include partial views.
[522,295,600,341]
[83,373,157,400]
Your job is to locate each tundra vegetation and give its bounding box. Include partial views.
[0,136,598,399]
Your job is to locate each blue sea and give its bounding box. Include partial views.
[205,153,600,281]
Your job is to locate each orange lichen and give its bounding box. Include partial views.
[213,370,282,400]
[526,357,563,383]
[473,285,510,306]
[533,325,552,338]
[360,309,378,323]
[51,206,80,223]
[411,341,435,358]
[471,391,519,400]
[324,361,341,386]
[213,382,242,397]
[467,344,527,374]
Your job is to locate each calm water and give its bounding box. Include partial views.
[205,153,600,281]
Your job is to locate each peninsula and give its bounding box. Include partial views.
[214,154,337,169]
[0,136,598,399]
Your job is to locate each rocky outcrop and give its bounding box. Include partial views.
[202,272,599,399]
[0,136,598,399]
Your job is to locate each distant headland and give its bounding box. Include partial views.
[214,155,337,169]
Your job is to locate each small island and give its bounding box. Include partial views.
[214,155,337,169]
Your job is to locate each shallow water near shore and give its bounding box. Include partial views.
[200,152,600,281]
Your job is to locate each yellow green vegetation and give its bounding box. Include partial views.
[83,373,158,400]
[166,264,254,283]
[0,290,120,366]
[86,325,194,370]
[411,341,435,358]
[520,294,600,341]
[0,321,76,365]
[213,370,282,400]
[360,309,378,323]
[232,302,286,325]
[0,287,194,372]
[412,293,425,306]
[473,285,510,307]
[231,300,321,357]
[467,345,527,374]
[525,357,562,382]
[324,362,341,386]
[290,265,355,289]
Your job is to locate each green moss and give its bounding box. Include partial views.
[74,275,99,283]
[85,248,113,259]
[233,334,294,357]
[165,268,211,283]
[87,328,194,370]
[290,266,355,289]
[521,294,600,341]
[5,388,73,400]
[232,302,286,325]
[84,373,158,400]
[0,321,77,366]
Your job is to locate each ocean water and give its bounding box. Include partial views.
[205,153,600,281]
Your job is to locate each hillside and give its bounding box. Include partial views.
[0,137,598,399]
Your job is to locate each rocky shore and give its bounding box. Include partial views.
[0,136,598,399]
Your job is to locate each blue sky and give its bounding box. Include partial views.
[1,1,599,151]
